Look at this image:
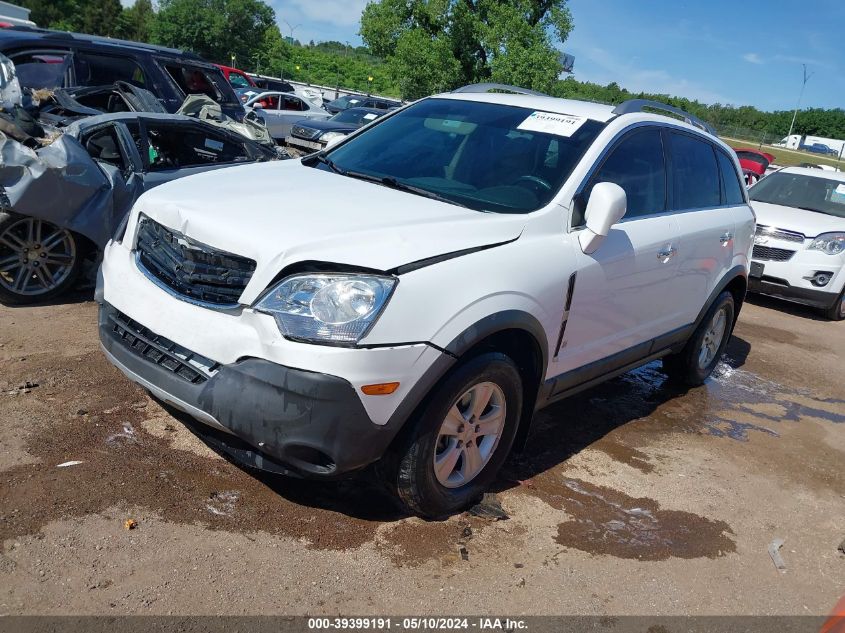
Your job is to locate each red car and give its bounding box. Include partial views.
[215,64,256,90]
[734,148,776,186]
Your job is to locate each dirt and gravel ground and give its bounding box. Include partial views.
[0,289,842,616]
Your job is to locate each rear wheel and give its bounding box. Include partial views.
[380,353,523,518]
[0,213,82,305]
[663,291,735,386]
[821,287,845,321]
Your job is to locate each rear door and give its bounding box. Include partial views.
[667,131,740,327]
[556,126,684,377]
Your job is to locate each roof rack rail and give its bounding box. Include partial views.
[612,99,717,136]
[452,83,550,98]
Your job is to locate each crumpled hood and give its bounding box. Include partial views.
[751,201,844,238]
[129,160,526,302]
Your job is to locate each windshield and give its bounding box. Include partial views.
[331,95,362,109]
[750,171,845,218]
[315,98,605,214]
[331,108,379,126]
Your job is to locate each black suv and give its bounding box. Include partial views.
[0,26,244,120]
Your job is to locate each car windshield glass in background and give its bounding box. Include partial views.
[331,109,378,125]
[320,98,605,213]
[750,172,845,218]
[227,72,251,88]
[332,95,361,109]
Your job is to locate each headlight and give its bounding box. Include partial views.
[319,131,346,143]
[808,232,845,255]
[255,273,397,345]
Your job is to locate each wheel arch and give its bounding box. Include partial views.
[693,265,747,332]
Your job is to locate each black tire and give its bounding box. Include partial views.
[0,212,83,305]
[662,291,735,386]
[821,287,845,321]
[380,353,523,518]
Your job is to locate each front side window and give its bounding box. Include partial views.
[316,97,605,214]
[716,151,746,205]
[144,124,249,170]
[749,172,845,218]
[579,127,667,224]
[669,132,721,210]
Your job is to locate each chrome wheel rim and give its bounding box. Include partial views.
[0,217,76,297]
[698,307,728,369]
[433,381,506,489]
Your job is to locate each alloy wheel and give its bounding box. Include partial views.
[698,306,728,369]
[0,217,77,297]
[433,381,506,488]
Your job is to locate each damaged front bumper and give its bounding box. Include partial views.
[98,302,405,478]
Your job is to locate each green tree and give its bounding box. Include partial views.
[116,0,156,42]
[20,0,123,35]
[359,0,573,99]
[81,0,123,36]
[152,0,275,66]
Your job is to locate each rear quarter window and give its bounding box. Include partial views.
[716,151,746,205]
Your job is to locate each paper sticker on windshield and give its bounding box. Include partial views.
[517,111,587,137]
[836,184,845,195]
[363,113,377,121]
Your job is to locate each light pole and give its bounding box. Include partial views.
[283,19,301,43]
[786,63,814,142]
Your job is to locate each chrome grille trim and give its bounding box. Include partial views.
[755,225,805,244]
[135,216,256,309]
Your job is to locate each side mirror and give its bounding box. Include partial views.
[251,102,264,109]
[578,182,627,254]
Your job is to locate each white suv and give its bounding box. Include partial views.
[97,84,755,517]
[748,167,845,320]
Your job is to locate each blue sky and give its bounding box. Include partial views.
[266,0,845,111]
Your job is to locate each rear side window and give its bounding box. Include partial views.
[74,52,146,87]
[9,50,71,89]
[669,132,721,209]
[227,72,251,88]
[716,151,746,205]
[163,63,222,101]
[582,127,667,223]
[283,95,308,111]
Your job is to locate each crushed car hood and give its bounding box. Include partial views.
[129,160,526,303]
[751,201,844,237]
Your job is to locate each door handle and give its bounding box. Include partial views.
[720,232,734,244]
[657,246,677,261]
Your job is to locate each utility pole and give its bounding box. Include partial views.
[786,63,814,141]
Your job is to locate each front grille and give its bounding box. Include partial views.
[109,309,219,384]
[753,245,796,262]
[136,217,256,307]
[755,225,805,244]
[291,125,319,140]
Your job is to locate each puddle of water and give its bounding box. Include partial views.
[551,478,735,561]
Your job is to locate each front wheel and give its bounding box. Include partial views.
[663,291,735,386]
[0,213,83,305]
[380,353,523,518]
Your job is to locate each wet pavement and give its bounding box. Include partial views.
[0,292,843,615]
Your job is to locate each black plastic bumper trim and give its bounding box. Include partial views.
[748,278,839,309]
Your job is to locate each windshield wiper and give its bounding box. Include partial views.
[313,153,345,175]
[339,170,470,208]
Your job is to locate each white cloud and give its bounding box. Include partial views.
[579,46,734,105]
[743,52,763,64]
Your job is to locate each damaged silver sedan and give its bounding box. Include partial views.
[0,110,282,304]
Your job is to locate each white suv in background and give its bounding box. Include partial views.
[748,167,845,320]
[97,85,755,517]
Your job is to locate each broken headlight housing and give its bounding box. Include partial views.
[808,232,845,256]
[255,273,397,345]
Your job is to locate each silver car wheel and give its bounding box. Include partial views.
[0,217,76,297]
[433,381,506,489]
[698,306,728,369]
